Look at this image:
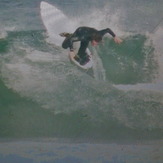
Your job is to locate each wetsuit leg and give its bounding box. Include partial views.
[77,41,89,58]
[62,34,73,49]
[77,41,90,65]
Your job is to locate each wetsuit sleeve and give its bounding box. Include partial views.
[99,28,116,37]
[68,35,81,51]
[68,27,92,50]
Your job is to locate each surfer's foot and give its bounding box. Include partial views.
[59,32,71,37]
[80,55,90,65]
[74,55,81,63]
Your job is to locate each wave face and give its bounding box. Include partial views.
[0,0,163,141]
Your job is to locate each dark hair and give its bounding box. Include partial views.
[91,33,102,42]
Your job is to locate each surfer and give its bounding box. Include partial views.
[60,26,123,65]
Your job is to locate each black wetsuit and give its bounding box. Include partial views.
[62,27,116,64]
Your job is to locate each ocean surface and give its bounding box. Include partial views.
[0,0,163,162]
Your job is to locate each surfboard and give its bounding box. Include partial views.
[40,1,93,69]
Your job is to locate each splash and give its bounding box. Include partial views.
[91,46,106,81]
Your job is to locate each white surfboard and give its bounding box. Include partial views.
[40,1,93,69]
[40,1,77,46]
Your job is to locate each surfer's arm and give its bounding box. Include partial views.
[99,28,123,44]
[99,28,116,37]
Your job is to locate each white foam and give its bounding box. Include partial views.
[114,82,163,93]
[0,29,7,39]
[1,45,79,112]
[92,47,106,81]
[26,50,61,62]
[149,27,163,83]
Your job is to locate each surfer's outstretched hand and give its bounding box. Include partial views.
[114,36,123,44]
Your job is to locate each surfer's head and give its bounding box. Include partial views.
[91,33,102,46]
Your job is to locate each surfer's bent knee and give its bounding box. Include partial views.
[62,38,72,49]
[62,42,68,49]
[62,41,69,49]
